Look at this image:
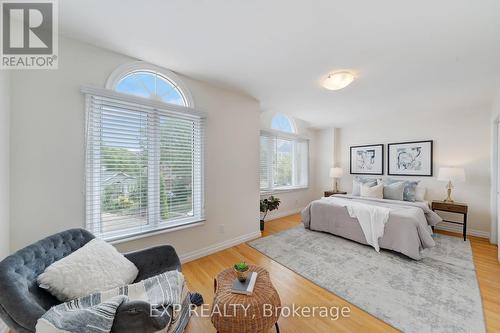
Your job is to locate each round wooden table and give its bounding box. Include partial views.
[211,265,281,333]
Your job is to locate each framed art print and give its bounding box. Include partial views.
[350,144,384,175]
[388,140,433,176]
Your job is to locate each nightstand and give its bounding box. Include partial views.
[324,190,347,197]
[431,200,468,241]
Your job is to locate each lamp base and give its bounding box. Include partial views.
[334,179,341,192]
[443,182,454,203]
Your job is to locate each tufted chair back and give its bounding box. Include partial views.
[0,229,95,332]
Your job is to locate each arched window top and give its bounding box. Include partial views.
[116,71,186,106]
[106,62,194,107]
[271,114,296,133]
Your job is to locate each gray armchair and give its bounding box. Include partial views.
[0,228,182,333]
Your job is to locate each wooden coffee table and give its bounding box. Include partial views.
[211,265,281,333]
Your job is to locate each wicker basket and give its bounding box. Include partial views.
[211,265,281,333]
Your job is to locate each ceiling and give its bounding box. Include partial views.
[60,0,500,127]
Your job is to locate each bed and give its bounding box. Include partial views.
[301,194,442,260]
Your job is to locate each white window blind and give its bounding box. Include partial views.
[260,131,309,192]
[84,88,204,241]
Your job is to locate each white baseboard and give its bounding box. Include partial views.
[265,208,302,221]
[0,319,8,333]
[179,230,262,263]
[435,223,490,239]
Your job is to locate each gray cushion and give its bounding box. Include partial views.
[0,229,94,332]
[385,179,420,202]
[352,177,378,196]
[381,181,405,200]
[0,229,181,333]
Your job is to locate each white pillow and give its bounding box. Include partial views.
[37,238,139,301]
[415,186,427,202]
[360,183,383,199]
[352,177,378,196]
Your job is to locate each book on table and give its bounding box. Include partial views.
[231,272,258,295]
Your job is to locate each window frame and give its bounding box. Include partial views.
[260,129,310,195]
[106,61,195,108]
[83,69,204,242]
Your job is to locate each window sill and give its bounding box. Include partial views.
[260,186,309,196]
[101,219,206,245]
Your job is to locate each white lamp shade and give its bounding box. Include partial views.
[329,167,344,178]
[438,167,466,182]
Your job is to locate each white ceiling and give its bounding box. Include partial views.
[60,0,500,127]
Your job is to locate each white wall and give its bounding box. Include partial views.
[314,128,334,196]
[338,107,492,236]
[0,72,10,260]
[259,112,318,219]
[314,128,346,196]
[10,37,261,258]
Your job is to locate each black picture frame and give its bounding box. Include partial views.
[387,140,433,177]
[350,144,384,175]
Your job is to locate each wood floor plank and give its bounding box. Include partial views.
[182,214,500,333]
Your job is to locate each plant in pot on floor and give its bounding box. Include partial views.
[260,196,281,231]
[234,261,249,282]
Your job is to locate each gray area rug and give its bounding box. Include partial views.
[248,226,485,333]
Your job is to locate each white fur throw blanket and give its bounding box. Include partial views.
[36,270,189,333]
[325,197,391,252]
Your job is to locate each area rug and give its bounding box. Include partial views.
[248,226,485,333]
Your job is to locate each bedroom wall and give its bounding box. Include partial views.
[10,36,261,259]
[338,106,492,237]
[259,112,318,219]
[0,72,10,260]
[315,127,344,196]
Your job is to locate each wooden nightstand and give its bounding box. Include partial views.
[431,200,468,241]
[324,190,347,197]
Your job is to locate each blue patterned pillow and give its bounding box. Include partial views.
[385,179,420,202]
[352,177,378,196]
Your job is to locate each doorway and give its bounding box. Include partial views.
[491,118,500,262]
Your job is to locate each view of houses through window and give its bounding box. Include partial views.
[98,115,195,233]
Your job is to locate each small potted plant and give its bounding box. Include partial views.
[259,196,281,231]
[234,261,249,282]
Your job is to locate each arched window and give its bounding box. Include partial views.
[261,114,308,192]
[106,62,194,107]
[271,114,296,133]
[85,62,203,241]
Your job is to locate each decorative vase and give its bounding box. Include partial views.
[235,268,249,282]
[260,219,265,231]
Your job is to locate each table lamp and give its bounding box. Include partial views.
[329,167,344,192]
[437,167,465,202]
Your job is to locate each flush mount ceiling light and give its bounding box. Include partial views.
[322,71,355,90]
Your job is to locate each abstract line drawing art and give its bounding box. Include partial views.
[350,144,384,175]
[388,141,433,176]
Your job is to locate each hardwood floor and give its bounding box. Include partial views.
[183,214,500,333]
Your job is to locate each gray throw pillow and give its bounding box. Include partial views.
[381,181,405,201]
[352,177,378,196]
[385,179,420,202]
